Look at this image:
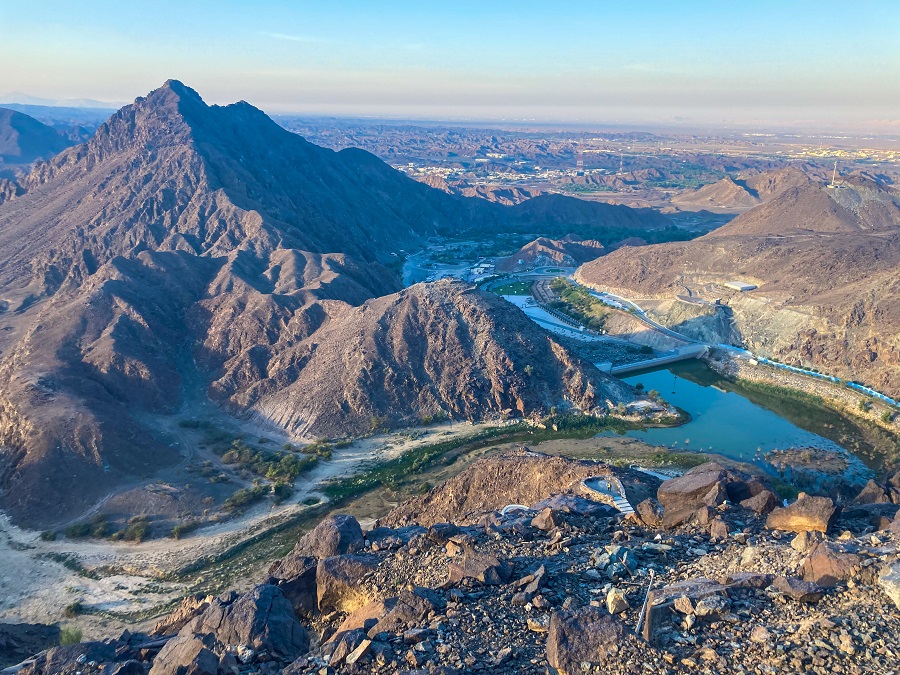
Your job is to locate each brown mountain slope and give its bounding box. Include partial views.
[241,280,630,437]
[496,235,605,271]
[740,165,812,200]
[576,181,900,397]
[0,82,637,526]
[704,179,900,238]
[672,166,814,212]
[672,175,760,210]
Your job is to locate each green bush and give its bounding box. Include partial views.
[273,482,294,504]
[113,516,151,543]
[171,521,201,540]
[881,410,894,424]
[221,440,317,481]
[64,601,83,618]
[40,531,57,541]
[223,485,269,512]
[65,515,109,540]
[60,625,83,645]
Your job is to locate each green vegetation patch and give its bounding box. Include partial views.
[220,439,318,482]
[223,485,270,512]
[548,277,609,331]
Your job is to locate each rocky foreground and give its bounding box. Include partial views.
[8,450,900,675]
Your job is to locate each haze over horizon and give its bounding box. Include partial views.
[2,0,898,132]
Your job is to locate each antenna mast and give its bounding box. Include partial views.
[829,161,838,188]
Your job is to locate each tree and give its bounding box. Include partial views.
[524,364,535,376]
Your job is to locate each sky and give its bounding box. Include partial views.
[1,0,898,130]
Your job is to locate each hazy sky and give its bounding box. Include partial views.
[2,0,898,129]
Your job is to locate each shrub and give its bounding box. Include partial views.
[64,601,83,618]
[273,482,294,504]
[65,514,109,540]
[60,625,83,645]
[223,485,269,512]
[880,410,894,424]
[171,521,201,540]
[116,516,151,543]
[859,399,873,412]
[40,531,57,541]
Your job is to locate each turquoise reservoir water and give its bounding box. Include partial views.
[597,362,861,466]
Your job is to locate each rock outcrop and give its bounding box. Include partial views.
[22,452,900,674]
[766,492,836,533]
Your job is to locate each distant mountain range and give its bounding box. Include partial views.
[0,107,77,178]
[0,92,124,109]
[0,81,653,526]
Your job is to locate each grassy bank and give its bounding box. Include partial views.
[321,412,684,502]
[724,372,900,470]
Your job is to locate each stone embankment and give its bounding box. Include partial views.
[7,452,900,675]
[707,353,900,434]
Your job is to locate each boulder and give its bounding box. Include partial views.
[448,548,512,585]
[288,514,364,559]
[149,633,220,675]
[531,507,563,532]
[801,542,862,587]
[739,489,779,515]
[878,561,900,610]
[316,555,378,614]
[635,498,664,528]
[766,493,835,533]
[696,506,716,526]
[187,585,308,662]
[853,479,892,505]
[641,578,729,643]
[267,555,318,619]
[546,608,626,674]
[606,588,628,614]
[531,493,615,517]
[153,594,214,636]
[426,522,460,544]
[790,530,824,554]
[325,628,369,667]
[840,502,899,533]
[19,642,116,675]
[334,598,397,635]
[367,587,445,637]
[709,518,730,541]
[657,463,730,512]
[366,525,427,550]
[661,506,696,530]
[773,576,824,603]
